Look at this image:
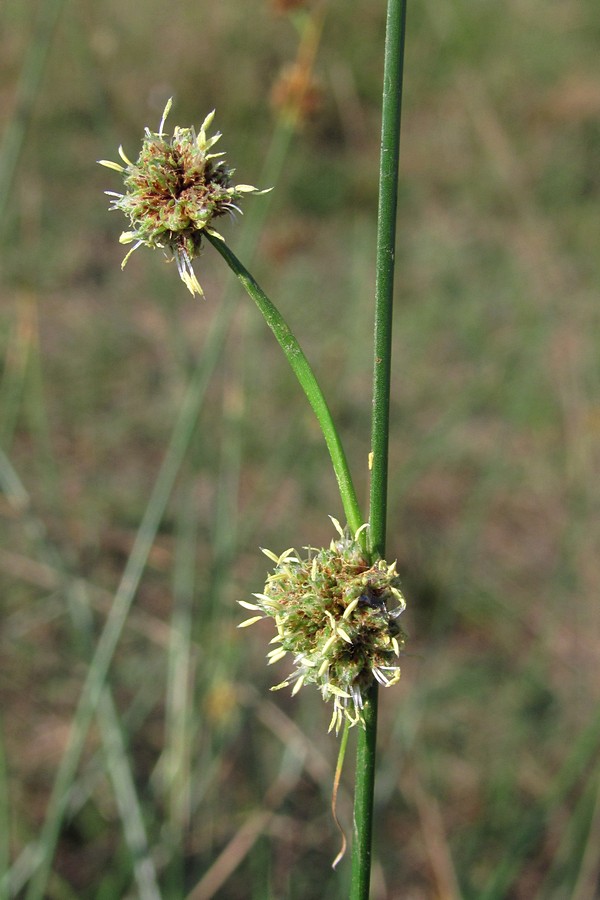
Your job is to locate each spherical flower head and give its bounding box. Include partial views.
[239,518,407,734]
[98,99,267,296]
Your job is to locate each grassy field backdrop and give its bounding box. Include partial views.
[1,1,600,897]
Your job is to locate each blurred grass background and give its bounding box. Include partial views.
[1,0,600,897]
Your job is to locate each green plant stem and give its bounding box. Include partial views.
[369,0,407,561]
[352,0,407,897]
[350,688,379,896]
[205,231,364,539]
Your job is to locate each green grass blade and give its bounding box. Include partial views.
[0,0,66,229]
[98,691,162,900]
[0,452,160,896]
[160,492,197,895]
[478,708,600,900]
[0,299,33,452]
[0,716,9,900]
[21,303,235,899]
[537,764,600,899]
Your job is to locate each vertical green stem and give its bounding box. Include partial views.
[369,0,407,561]
[351,0,407,897]
[350,689,379,898]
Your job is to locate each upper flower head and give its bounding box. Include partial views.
[239,518,407,734]
[98,99,266,296]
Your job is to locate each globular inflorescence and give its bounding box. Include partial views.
[98,99,266,296]
[239,519,407,733]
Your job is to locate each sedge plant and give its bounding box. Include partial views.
[97,0,408,893]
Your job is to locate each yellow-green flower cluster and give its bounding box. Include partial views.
[99,99,265,296]
[239,519,406,733]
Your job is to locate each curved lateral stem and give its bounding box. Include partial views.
[205,231,364,541]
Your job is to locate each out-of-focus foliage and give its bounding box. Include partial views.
[1,0,599,896]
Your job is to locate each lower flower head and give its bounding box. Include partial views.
[99,99,266,296]
[239,519,407,733]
